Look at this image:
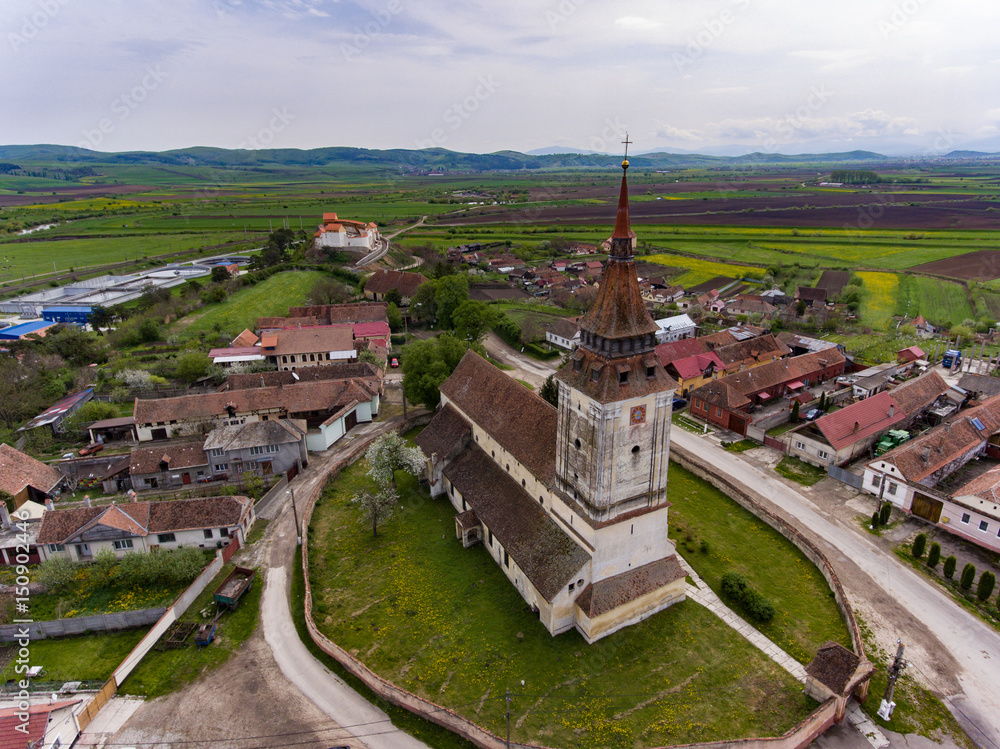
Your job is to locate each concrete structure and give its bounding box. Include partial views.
[37,494,255,562]
[653,313,696,343]
[204,419,307,479]
[416,160,686,644]
[314,212,380,251]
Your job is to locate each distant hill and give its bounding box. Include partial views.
[0,143,894,173]
[943,150,999,159]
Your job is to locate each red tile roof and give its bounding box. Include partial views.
[815,390,904,451]
[129,441,209,475]
[668,352,725,381]
[268,327,355,358]
[897,345,926,362]
[231,329,260,347]
[655,337,710,366]
[0,699,80,749]
[0,444,64,497]
[364,269,429,298]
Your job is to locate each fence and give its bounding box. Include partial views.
[254,474,289,515]
[295,413,848,749]
[828,465,864,490]
[0,608,166,642]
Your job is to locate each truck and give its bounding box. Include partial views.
[213,566,255,610]
[942,349,962,368]
[874,429,910,456]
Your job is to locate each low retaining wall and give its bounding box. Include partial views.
[0,608,166,641]
[298,412,847,749]
[670,443,866,661]
[255,474,289,515]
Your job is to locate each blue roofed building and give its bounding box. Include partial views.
[42,306,93,325]
[0,320,57,340]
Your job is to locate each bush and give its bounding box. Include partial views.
[960,563,976,590]
[35,556,76,589]
[114,547,207,587]
[943,555,957,579]
[911,533,927,559]
[879,503,892,526]
[871,511,880,528]
[720,571,776,623]
[978,571,996,602]
[926,542,941,568]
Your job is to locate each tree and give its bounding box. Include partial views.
[410,282,437,324]
[434,274,470,330]
[358,348,384,369]
[89,305,114,331]
[386,302,403,333]
[63,400,119,436]
[911,533,926,558]
[210,265,231,283]
[927,542,941,568]
[540,374,559,407]
[402,333,476,409]
[978,571,996,602]
[365,431,425,494]
[451,300,495,343]
[795,299,807,316]
[943,555,957,579]
[960,563,976,590]
[879,502,891,526]
[384,288,403,307]
[174,351,212,384]
[351,486,399,538]
[308,277,353,305]
[36,555,76,589]
[790,400,800,422]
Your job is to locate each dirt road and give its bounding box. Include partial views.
[672,429,1000,749]
[481,331,561,389]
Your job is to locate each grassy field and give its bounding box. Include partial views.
[666,463,850,662]
[17,629,147,682]
[120,562,262,698]
[173,270,327,339]
[308,457,821,747]
[857,271,901,330]
[895,275,974,327]
[644,253,766,287]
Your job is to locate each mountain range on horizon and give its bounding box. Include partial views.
[0,143,998,175]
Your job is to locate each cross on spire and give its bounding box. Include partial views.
[622,133,632,160]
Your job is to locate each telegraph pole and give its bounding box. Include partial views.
[877,639,907,721]
[289,487,301,546]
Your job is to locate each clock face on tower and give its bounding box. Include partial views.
[630,405,646,425]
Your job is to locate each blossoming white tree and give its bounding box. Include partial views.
[352,431,425,537]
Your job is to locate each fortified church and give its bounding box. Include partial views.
[416,150,687,642]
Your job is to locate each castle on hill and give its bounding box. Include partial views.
[415,156,686,643]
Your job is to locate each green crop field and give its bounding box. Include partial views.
[173,270,328,339]
[895,276,974,327]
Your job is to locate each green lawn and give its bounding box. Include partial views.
[667,463,850,663]
[17,629,147,682]
[774,456,829,487]
[895,275,974,328]
[120,562,262,698]
[173,270,327,339]
[309,458,817,747]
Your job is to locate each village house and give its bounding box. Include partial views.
[313,212,381,251]
[0,443,65,510]
[725,294,778,319]
[787,371,950,467]
[862,394,1000,553]
[232,328,260,347]
[690,349,847,435]
[37,494,255,562]
[910,315,937,338]
[132,375,380,445]
[653,313,697,343]
[665,352,726,397]
[270,302,389,329]
[777,332,845,357]
[86,416,138,445]
[129,441,210,490]
[796,286,828,308]
[0,700,83,749]
[261,326,356,370]
[545,318,580,350]
[210,345,268,369]
[415,160,687,644]
[204,419,308,480]
[363,268,429,304]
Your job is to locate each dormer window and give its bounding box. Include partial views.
[619,371,628,385]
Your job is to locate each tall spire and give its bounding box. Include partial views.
[610,133,633,248]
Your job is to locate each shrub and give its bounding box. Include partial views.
[35,556,76,589]
[926,542,941,568]
[978,571,996,602]
[879,503,892,526]
[943,555,957,579]
[960,563,976,590]
[871,511,880,528]
[720,571,776,623]
[911,533,927,559]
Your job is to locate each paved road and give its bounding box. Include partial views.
[672,428,1000,749]
[481,331,560,389]
[262,424,431,749]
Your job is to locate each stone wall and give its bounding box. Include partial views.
[298,410,851,749]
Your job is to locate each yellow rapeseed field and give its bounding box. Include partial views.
[857,271,899,329]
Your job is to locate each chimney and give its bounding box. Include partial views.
[0,504,11,531]
[921,447,931,463]
[45,499,55,512]
[888,404,895,418]
[83,495,91,508]
[853,421,860,434]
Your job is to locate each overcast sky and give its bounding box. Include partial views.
[3,0,999,156]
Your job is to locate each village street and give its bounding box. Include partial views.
[671,428,1000,749]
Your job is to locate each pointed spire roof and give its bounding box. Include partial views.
[612,161,631,240]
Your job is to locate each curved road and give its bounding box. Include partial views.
[672,429,1000,749]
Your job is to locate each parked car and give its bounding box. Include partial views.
[79,443,104,456]
[672,398,688,410]
[804,408,823,420]
[390,357,400,368]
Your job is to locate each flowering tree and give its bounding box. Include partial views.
[352,432,426,538]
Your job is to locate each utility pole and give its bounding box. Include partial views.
[289,487,301,546]
[505,689,511,749]
[878,639,907,720]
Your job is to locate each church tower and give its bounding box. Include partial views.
[555,147,678,525]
